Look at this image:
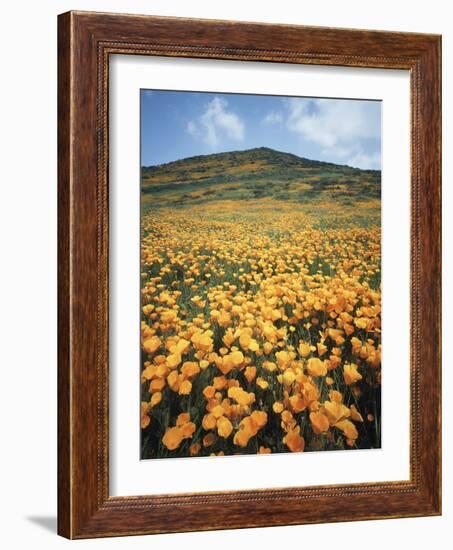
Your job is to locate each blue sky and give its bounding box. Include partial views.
[141,90,381,170]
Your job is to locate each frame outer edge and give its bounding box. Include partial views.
[57,11,73,540]
[434,35,442,515]
[426,35,442,514]
[409,37,442,515]
[438,35,442,515]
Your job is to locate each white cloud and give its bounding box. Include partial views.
[286,98,380,145]
[187,120,198,138]
[346,151,381,170]
[320,146,352,159]
[285,98,381,168]
[262,111,283,125]
[186,97,244,149]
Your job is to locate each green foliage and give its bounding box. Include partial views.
[141,147,381,210]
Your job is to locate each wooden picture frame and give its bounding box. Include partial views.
[58,10,441,539]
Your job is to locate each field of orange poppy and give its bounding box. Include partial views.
[140,190,381,459]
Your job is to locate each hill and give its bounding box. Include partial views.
[141,147,380,208]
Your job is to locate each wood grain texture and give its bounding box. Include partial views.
[57,11,71,538]
[57,10,442,539]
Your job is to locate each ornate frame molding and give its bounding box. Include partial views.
[58,11,441,538]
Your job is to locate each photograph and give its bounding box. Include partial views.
[140,90,382,459]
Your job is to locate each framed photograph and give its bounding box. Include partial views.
[58,11,441,538]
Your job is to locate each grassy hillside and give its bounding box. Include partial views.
[141,147,380,209]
